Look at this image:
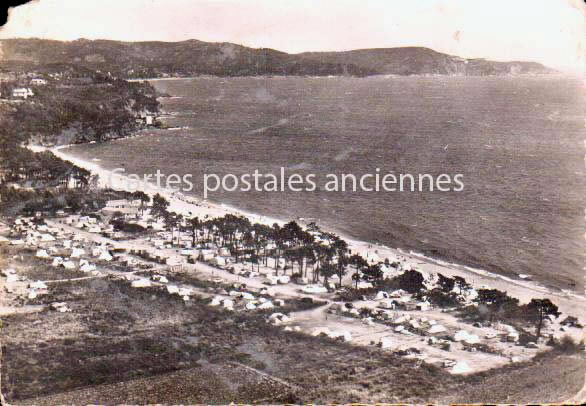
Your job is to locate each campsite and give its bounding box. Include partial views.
[1,194,584,403]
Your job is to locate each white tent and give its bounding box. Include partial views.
[40,234,55,242]
[378,299,395,309]
[152,275,169,284]
[214,256,227,266]
[98,251,113,261]
[394,315,410,324]
[166,256,184,266]
[51,302,71,312]
[178,287,193,296]
[301,285,327,294]
[380,265,395,279]
[62,261,76,269]
[70,248,85,258]
[269,312,290,325]
[1,268,16,277]
[311,327,331,336]
[376,291,389,300]
[454,330,480,344]
[451,361,472,374]
[6,274,19,283]
[209,296,222,306]
[295,276,309,285]
[266,275,279,285]
[241,292,255,300]
[29,280,48,289]
[258,301,274,310]
[36,249,50,258]
[429,324,447,334]
[222,299,234,310]
[131,279,152,288]
[80,263,96,273]
[312,327,351,342]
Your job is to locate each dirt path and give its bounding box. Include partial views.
[287,302,531,372]
[0,305,45,317]
[44,276,106,283]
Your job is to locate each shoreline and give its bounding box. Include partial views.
[142,74,583,295]
[125,72,567,83]
[51,136,580,296]
[38,143,586,319]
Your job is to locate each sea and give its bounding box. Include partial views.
[68,74,586,291]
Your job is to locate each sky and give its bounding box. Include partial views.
[0,0,584,73]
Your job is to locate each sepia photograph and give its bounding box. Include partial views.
[0,0,584,404]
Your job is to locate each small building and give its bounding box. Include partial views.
[30,78,47,85]
[102,199,140,215]
[136,112,157,126]
[105,199,140,209]
[12,88,34,99]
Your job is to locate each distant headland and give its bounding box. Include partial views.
[0,38,555,79]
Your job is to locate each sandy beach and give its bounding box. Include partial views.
[37,143,584,326]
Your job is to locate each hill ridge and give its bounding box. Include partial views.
[0,38,554,78]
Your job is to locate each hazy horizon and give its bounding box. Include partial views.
[0,0,584,74]
[0,36,564,72]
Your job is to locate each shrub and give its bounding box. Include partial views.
[518,331,537,346]
[110,218,146,233]
[384,270,425,293]
[421,288,461,308]
[335,287,376,302]
[554,336,584,354]
[437,273,455,293]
